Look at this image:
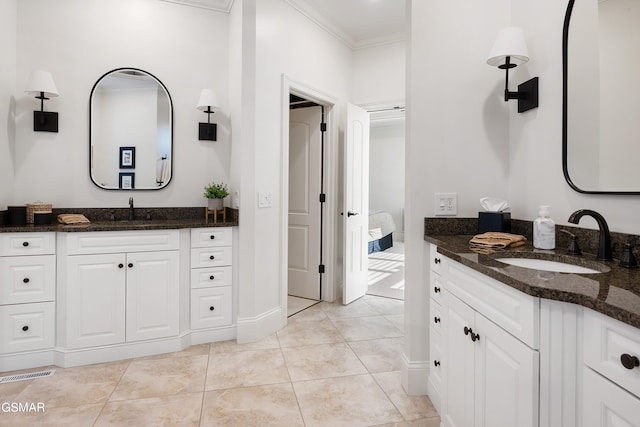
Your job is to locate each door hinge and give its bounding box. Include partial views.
[320,122,327,132]
[319,193,326,203]
[319,264,325,274]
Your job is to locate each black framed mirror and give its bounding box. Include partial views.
[563,0,640,194]
[90,68,173,190]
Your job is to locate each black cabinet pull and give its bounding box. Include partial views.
[434,360,440,367]
[128,263,133,268]
[434,286,441,293]
[434,258,441,264]
[118,264,124,269]
[209,275,215,280]
[210,235,215,240]
[209,255,215,260]
[22,325,29,332]
[464,326,471,336]
[434,316,441,324]
[209,306,215,311]
[23,277,30,284]
[620,353,640,370]
[22,241,29,247]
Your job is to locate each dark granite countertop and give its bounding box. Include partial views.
[0,218,237,233]
[425,234,640,329]
[0,207,238,233]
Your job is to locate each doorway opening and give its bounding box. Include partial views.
[287,94,325,316]
[366,107,405,301]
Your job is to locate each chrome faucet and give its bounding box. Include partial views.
[567,209,612,261]
[128,197,134,221]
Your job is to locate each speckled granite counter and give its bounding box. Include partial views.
[0,207,238,232]
[425,233,640,329]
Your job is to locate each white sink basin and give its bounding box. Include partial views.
[495,257,604,274]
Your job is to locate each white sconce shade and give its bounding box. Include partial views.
[487,27,529,68]
[196,88,219,111]
[25,70,59,97]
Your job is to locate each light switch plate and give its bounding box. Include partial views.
[434,193,457,216]
[258,192,272,208]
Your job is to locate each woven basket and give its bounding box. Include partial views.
[26,202,52,224]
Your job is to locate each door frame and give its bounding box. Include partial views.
[280,75,338,322]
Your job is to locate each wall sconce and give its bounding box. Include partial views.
[487,27,539,113]
[197,88,219,141]
[25,70,59,132]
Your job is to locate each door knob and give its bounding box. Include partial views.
[347,211,359,217]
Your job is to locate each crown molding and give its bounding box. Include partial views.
[158,0,234,13]
[284,0,406,50]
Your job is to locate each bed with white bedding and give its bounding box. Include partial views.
[368,210,396,254]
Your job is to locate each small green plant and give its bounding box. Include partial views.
[203,182,229,199]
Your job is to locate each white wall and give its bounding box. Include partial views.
[234,0,353,341]
[369,118,405,239]
[0,0,17,210]
[352,40,406,107]
[509,0,640,234]
[13,0,230,208]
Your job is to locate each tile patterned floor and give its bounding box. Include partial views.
[0,295,440,426]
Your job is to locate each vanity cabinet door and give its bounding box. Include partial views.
[582,367,640,427]
[126,250,179,342]
[474,312,539,427]
[65,253,126,349]
[443,290,476,427]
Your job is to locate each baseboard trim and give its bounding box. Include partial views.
[400,352,430,395]
[236,306,284,344]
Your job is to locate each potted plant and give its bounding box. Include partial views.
[203,181,229,210]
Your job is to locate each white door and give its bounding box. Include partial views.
[474,311,539,427]
[65,253,126,349]
[288,106,322,300]
[126,250,179,342]
[343,103,370,304]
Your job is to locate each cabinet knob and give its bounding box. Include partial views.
[118,263,124,269]
[209,306,215,311]
[128,263,133,268]
[23,277,30,284]
[434,286,441,293]
[209,255,215,260]
[22,325,29,332]
[434,316,441,324]
[22,241,29,247]
[434,360,440,367]
[620,353,640,370]
[210,235,215,240]
[463,326,479,341]
[434,258,441,264]
[209,275,215,280]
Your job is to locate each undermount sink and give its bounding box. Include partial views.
[493,254,610,274]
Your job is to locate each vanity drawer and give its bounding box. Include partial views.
[430,244,445,275]
[0,255,55,305]
[429,324,443,413]
[583,308,640,398]
[191,247,233,268]
[191,227,232,248]
[191,266,232,289]
[0,302,55,353]
[64,230,179,255]
[430,273,444,306]
[431,299,443,333]
[191,286,232,329]
[0,233,55,256]
[447,260,539,349]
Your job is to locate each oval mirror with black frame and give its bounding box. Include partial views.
[563,0,640,194]
[90,68,173,190]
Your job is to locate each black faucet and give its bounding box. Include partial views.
[128,197,134,221]
[567,209,612,261]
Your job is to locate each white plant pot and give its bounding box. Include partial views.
[207,198,224,210]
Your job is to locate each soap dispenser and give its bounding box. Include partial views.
[533,205,555,250]
[620,243,638,268]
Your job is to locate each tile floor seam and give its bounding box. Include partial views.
[370,371,411,424]
[91,358,131,426]
[198,344,212,427]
